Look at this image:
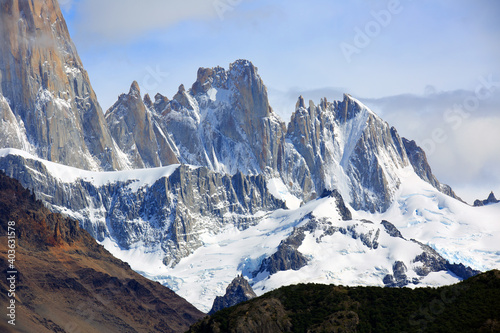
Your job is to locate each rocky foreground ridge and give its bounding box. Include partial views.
[188,270,500,333]
[0,171,203,332]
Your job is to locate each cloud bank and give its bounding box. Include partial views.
[70,0,228,43]
[364,89,500,203]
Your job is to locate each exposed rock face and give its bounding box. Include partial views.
[382,239,480,287]
[402,138,462,201]
[320,189,352,220]
[383,261,411,287]
[381,220,404,239]
[286,94,409,212]
[286,95,460,212]
[411,240,449,277]
[0,95,31,150]
[0,152,285,266]
[474,191,500,207]
[446,263,480,279]
[209,275,257,314]
[105,81,179,168]
[154,60,288,176]
[0,171,203,332]
[0,0,128,170]
[411,240,480,280]
[253,227,309,278]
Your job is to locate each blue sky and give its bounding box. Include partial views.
[60,0,500,202]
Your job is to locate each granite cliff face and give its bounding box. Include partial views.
[286,94,464,212]
[149,60,289,177]
[105,81,179,168]
[402,137,462,201]
[286,94,409,212]
[0,0,128,170]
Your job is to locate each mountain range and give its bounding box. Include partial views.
[1,0,499,321]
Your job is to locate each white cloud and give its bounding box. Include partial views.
[71,0,235,43]
[363,90,500,203]
[270,87,500,203]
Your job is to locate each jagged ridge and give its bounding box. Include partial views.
[106,60,458,213]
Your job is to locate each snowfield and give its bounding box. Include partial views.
[0,148,180,191]
[146,172,499,312]
[355,168,500,272]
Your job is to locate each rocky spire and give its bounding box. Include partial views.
[336,93,365,123]
[129,80,141,97]
[153,93,170,114]
[474,191,499,206]
[191,66,228,95]
[296,95,306,109]
[209,275,257,314]
[143,93,153,109]
[105,81,179,168]
[0,0,127,170]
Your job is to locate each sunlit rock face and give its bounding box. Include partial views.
[0,0,128,170]
[105,81,179,169]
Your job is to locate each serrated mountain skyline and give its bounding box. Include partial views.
[0,0,498,317]
[102,60,461,213]
[62,1,500,203]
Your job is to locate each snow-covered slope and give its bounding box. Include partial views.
[1,146,497,313]
[355,168,500,272]
[0,148,284,266]
[104,171,495,312]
